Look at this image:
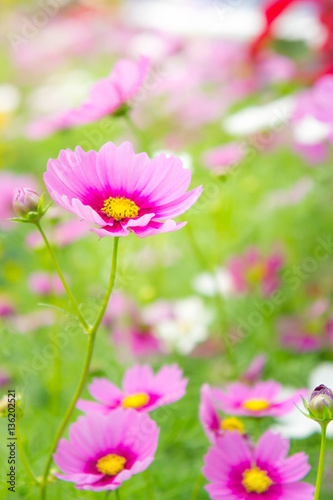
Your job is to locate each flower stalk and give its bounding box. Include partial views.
[39,237,120,500]
[314,422,328,500]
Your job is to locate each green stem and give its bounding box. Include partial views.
[35,222,90,331]
[39,237,120,500]
[314,422,328,500]
[115,490,120,500]
[124,114,149,155]
[16,417,39,485]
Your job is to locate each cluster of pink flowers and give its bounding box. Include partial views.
[200,362,313,499]
[54,364,187,491]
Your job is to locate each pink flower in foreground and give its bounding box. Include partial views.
[77,364,187,414]
[199,384,246,445]
[228,247,284,297]
[44,141,202,238]
[27,57,150,139]
[212,381,307,418]
[54,409,159,491]
[203,430,314,500]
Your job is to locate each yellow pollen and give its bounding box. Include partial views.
[96,454,126,476]
[101,197,139,220]
[242,399,270,412]
[242,467,272,493]
[220,417,245,434]
[121,393,149,409]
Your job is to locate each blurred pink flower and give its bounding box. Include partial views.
[203,143,245,176]
[0,172,38,230]
[0,296,16,317]
[278,299,333,352]
[113,327,163,359]
[27,57,150,139]
[203,430,314,499]
[199,384,246,445]
[44,142,202,238]
[10,310,55,334]
[54,409,159,491]
[26,218,91,249]
[77,364,187,414]
[28,272,65,296]
[0,370,10,387]
[240,354,267,384]
[228,247,284,297]
[212,380,307,418]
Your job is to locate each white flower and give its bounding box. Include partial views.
[155,297,213,355]
[192,269,234,298]
[272,362,333,439]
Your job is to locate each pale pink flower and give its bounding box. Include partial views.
[203,143,245,176]
[27,57,150,139]
[77,364,187,414]
[54,409,159,491]
[212,380,307,418]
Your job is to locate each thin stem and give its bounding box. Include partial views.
[16,417,39,485]
[35,222,90,331]
[115,490,120,500]
[124,114,150,155]
[39,237,120,500]
[314,422,328,500]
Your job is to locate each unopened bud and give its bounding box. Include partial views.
[308,384,333,421]
[12,188,40,218]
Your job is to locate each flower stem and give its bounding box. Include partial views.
[39,237,120,500]
[190,473,204,500]
[35,221,90,331]
[124,114,150,155]
[16,416,39,485]
[314,422,328,500]
[115,490,121,499]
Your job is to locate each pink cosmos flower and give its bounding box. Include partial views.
[77,364,187,414]
[113,326,163,359]
[0,370,10,387]
[203,430,314,500]
[27,57,150,139]
[44,141,202,238]
[199,384,246,445]
[212,381,307,418]
[0,172,38,230]
[54,409,159,491]
[28,272,65,296]
[0,296,15,318]
[228,247,284,297]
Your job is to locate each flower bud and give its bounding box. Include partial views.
[308,384,333,421]
[12,188,40,218]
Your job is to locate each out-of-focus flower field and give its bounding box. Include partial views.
[1,0,333,499]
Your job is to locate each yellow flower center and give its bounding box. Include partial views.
[121,393,149,409]
[96,454,126,476]
[242,467,272,493]
[101,197,139,220]
[220,417,244,434]
[242,399,270,412]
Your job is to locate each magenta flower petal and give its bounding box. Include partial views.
[44,142,202,238]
